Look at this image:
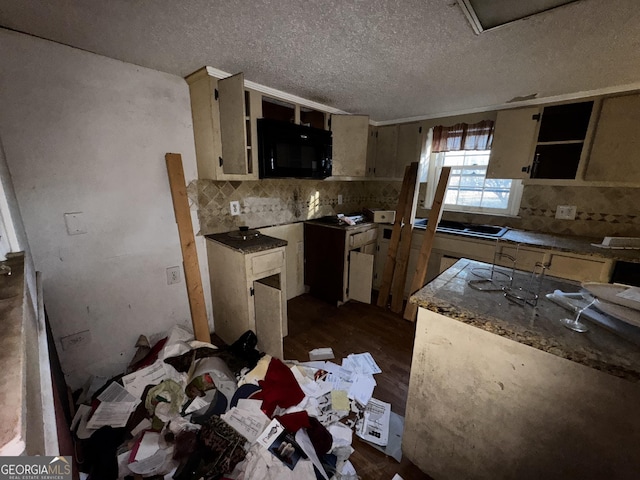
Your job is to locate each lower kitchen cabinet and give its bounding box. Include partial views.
[374,227,616,296]
[304,221,377,305]
[206,237,287,358]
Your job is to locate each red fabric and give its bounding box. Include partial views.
[276,411,311,432]
[254,358,304,417]
[130,337,168,371]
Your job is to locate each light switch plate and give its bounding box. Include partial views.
[64,212,87,235]
[555,205,577,220]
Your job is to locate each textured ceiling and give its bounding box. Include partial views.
[1,0,639,122]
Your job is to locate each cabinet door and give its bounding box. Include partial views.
[304,223,346,303]
[395,123,422,178]
[331,114,369,177]
[349,251,374,304]
[366,125,377,176]
[547,254,613,283]
[187,71,222,180]
[375,125,398,177]
[586,93,640,182]
[486,107,539,179]
[218,73,249,175]
[254,278,283,359]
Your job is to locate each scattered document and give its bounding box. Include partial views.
[347,353,382,375]
[356,398,391,446]
[331,390,350,411]
[71,404,94,439]
[184,394,211,415]
[98,381,138,403]
[86,401,137,429]
[122,360,170,399]
[128,448,172,476]
[130,419,152,437]
[348,374,377,406]
[256,419,285,449]
[133,431,161,461]
[309,347,335,361]
[256,419,306,470]
[317,392,349,425]
[221,406,270,443]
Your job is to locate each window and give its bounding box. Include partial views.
[424,149,523,216]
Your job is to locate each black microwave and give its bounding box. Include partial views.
[258,118,332,179]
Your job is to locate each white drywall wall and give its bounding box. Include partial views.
[0,29,212,388]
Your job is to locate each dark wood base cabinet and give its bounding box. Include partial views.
[304,221,377,305]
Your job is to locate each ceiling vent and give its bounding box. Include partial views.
[458,0,580,34]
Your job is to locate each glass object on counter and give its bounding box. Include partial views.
[468,239,517,291]
[559,297,596,333]
[503,260,548,307]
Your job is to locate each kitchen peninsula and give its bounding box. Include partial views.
[403,259,640,480]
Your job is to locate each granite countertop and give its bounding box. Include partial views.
[205,232,287,254]
[500,229,640,262]
[413,223,640,263]
[305,219,376,231]
[409,258,640,383]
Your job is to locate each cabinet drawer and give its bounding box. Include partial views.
[251,250,284,275]
[349,228,378,249]
[547,254,611,282]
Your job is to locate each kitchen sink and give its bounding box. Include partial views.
[414,218,508,238]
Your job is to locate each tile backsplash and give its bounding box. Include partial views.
[188,179,400,235]
[190,179,639,239]
[418,184,640,238]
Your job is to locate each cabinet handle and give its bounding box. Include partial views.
[531,153,541,178]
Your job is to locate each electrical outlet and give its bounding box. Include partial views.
[167,266,181,285]
[338,194,343,205]
[555,205,577,220]
[60,330,91,351]
[230,201,241,216]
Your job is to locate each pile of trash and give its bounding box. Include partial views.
[71,326,396,480]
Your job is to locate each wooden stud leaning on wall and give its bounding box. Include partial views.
[377,162,419,308]
[403,166,451,322]
[390,165,422,313]
[165,153,210,342]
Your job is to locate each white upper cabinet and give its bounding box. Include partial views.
[186,68,258,180]
[487,102,595,181]
[374,125,399,178]
[486,107,539,179]
[330,114,370,177]
[396,122,423,178]
[370,122,422,179]
[585,93,640,183]
[217,73,250,175]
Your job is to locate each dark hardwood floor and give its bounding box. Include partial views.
[284,294,432,480]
